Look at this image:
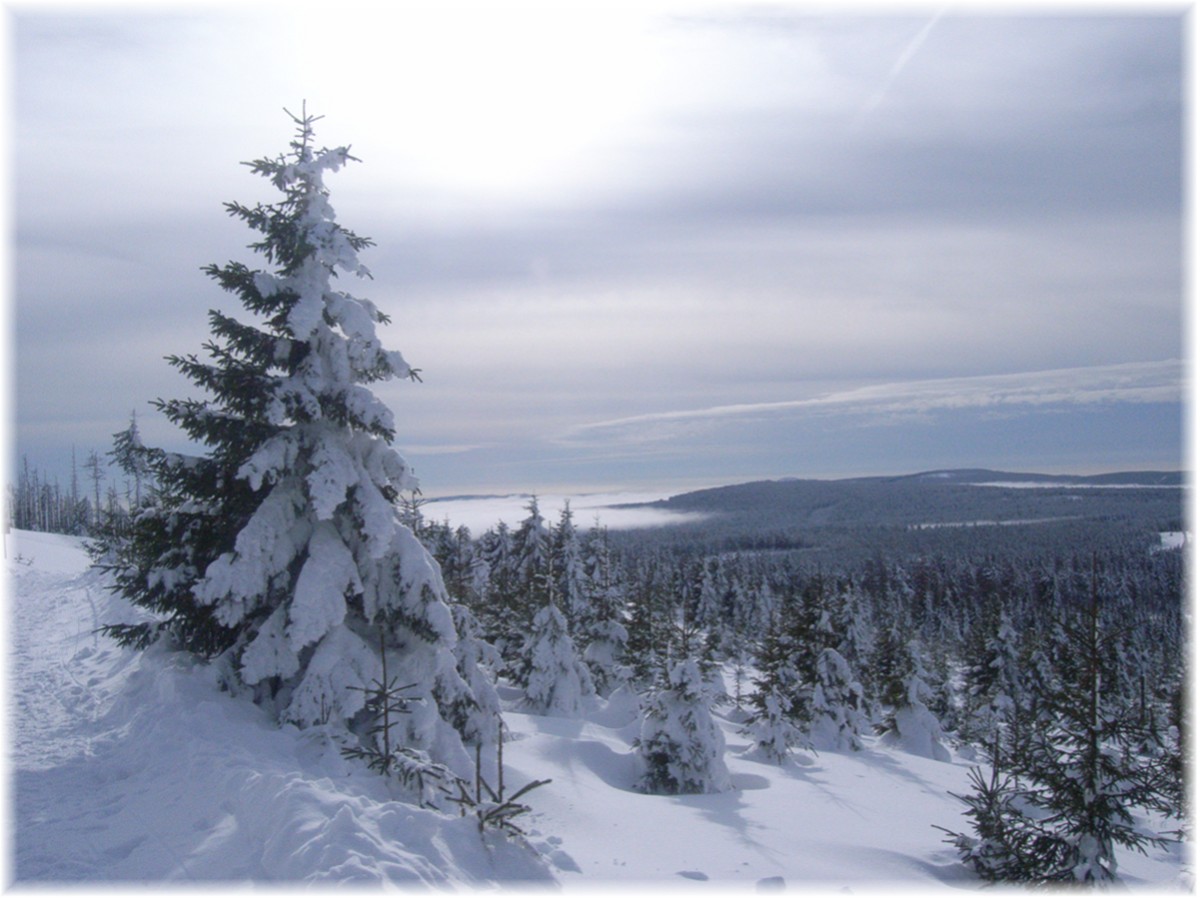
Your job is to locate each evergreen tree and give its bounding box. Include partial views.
[622,555,673,688]
[441,603,503,748]
[475,522,515,647]
[961,599,1021,749]
[93,108,479,766]
[741,611,808,763]
[504,496,552,659]
[809,647,869,752]
[636,658,731,794]
[551,502,589,636]
[522,601,595,717]
[579,521,630,696]
[83,451,104,535]
[513,497,551,598]
[109,412,151,507]
[1014,580,1171,883]
[878,638,949,762]
[946,567,1174,885]
[941,743,1066,883]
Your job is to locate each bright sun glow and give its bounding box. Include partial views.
[295,5,658,197]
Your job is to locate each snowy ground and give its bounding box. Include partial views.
[6,529,1191,890]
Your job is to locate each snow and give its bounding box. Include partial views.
[8,529,1190,889]
[286,522,358,653]
[1159,531,1189,551]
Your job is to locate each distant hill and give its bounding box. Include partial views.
[621,469,1185,533]
[897,469,1185,487]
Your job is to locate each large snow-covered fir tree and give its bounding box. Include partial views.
[961,602,1022,751]
[551,502,589,637]
[96,108,484,768]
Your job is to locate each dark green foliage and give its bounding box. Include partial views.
[91,445,246,657]
[943,566,1176,885]
[940,752,1071,882]
[340,632,416,776]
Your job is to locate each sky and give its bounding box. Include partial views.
[8,0,1188,499]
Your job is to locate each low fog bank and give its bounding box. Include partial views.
[421,491,706,535]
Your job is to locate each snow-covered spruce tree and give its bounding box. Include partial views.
[98,109,482,767]
[522,601,595,716]
[809,647,869,752]
[878,638,950,762]
[741,611,808,764]
[512,496,552,614]
[945,569,1175,885]
[109,411,152,507]
[960,600,1022,751]
[443,603,503,747]
[86,415,152,553]
[1012,579,1172,884]
[551,502,589,638]
[579,520,630,697]
[939,743,1066,883]
[474,522,515,648]
[622,555,674,688]
[636,658,731,794]
[491,496,552,679]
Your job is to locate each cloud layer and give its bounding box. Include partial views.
[11,6,1185,493]
[563,359,1185,447]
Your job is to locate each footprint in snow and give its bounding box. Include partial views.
[678,870,709,881]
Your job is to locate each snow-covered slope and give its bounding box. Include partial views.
[7,530,550,885]
[7,530,1190,889]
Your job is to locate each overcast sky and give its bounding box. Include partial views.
[10,2,1186,497]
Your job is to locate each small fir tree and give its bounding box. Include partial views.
[742,611,808,763]
[637,658,731,794]
[522,602,595,717]
[809,647,869,752]
[944,566,1175,885]
[580,521,630,696]
[1015,582,1171,883]
[878,638,950,762]
[440,603,503,748]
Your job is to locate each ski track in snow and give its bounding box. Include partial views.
[6,530,1191,890]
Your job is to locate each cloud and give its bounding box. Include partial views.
[856,9,946,123]
[11,10,1184,495]
[562,359,1184,447]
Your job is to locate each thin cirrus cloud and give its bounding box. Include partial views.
[561,359,1184,447]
